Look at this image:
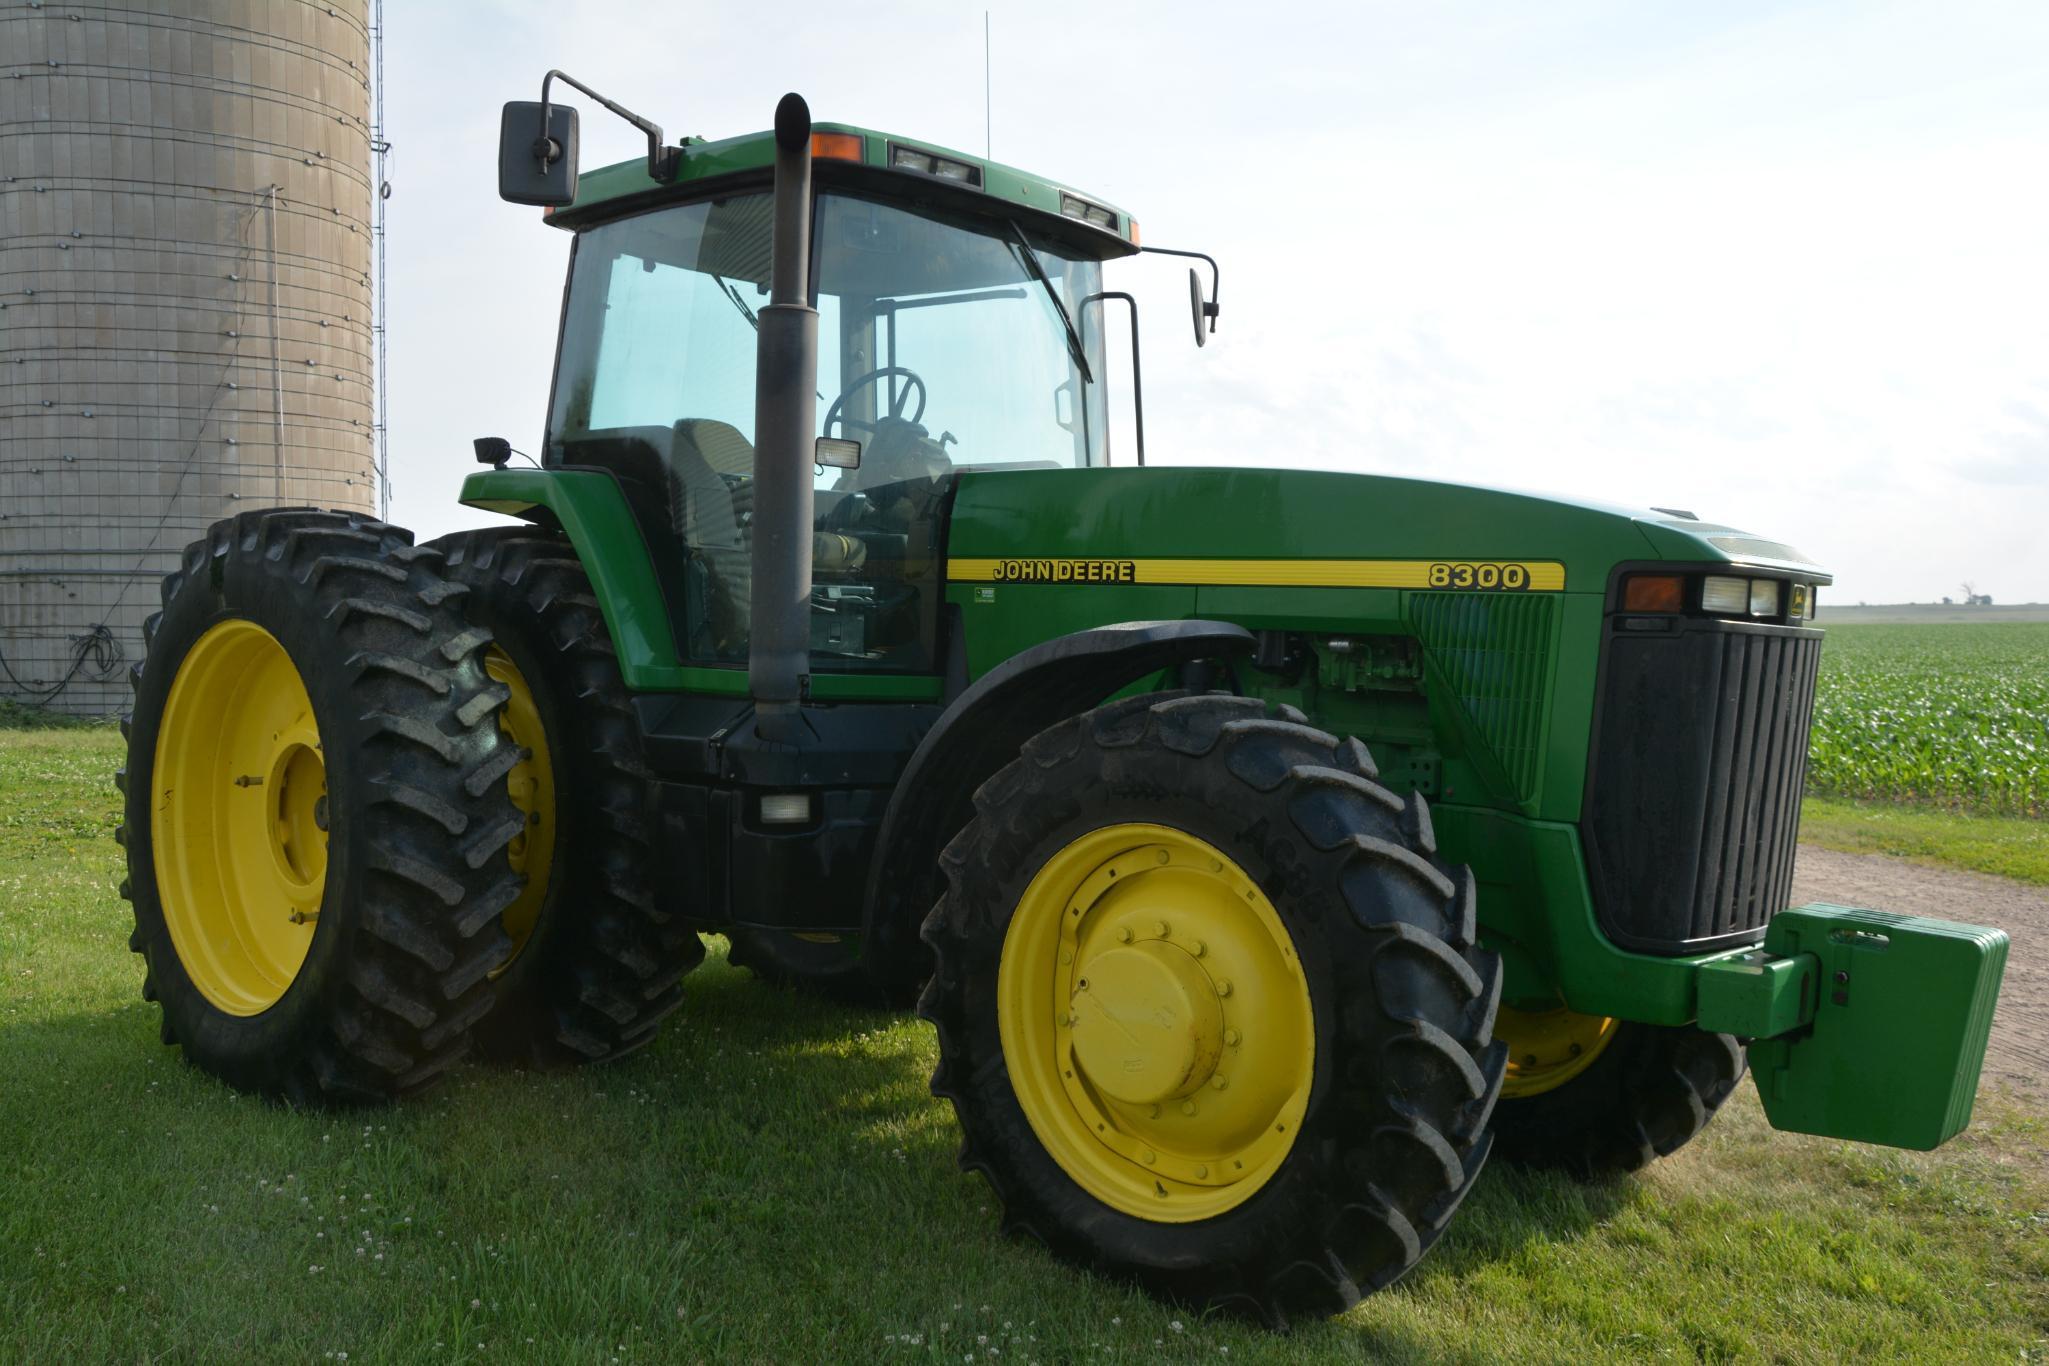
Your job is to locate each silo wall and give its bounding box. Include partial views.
[1,0,377,714]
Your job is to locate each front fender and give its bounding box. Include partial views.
[461,468,690,690]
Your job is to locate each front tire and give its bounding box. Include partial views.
[118,510,523,1104]
[920,692,1504,1326]
[1489,1010,1746,1176]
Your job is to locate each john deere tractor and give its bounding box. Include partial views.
[117,82,2009,1325]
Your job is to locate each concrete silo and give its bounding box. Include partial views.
[1,0,378,714]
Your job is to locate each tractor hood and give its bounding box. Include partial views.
[943,466,1832,594]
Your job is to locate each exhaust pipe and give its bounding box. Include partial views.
[749,93,818,739]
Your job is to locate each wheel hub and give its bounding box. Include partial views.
[999,824,1314,1222]
[1069,941,1224,1105]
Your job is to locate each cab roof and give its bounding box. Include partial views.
[546,121,1140,256]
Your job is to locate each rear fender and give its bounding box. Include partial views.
[860,620,1255,961]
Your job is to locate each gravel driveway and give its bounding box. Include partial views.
[1792,845,2046,1101]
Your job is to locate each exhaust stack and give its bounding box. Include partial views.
[748,93,819,737]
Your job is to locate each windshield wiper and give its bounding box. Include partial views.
[711,273,760,332]
[1004,220,1094,386]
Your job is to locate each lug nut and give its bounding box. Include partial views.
[1156,849,1170,865]
[1153,920,1170,939]
[1180,1100,1197,1116]
[1195,1165,1209,1179]
[1224,1028,1241,1046]
[1191,939,1207,958]
[1117,927,1133,943]
[1215,979,1233,998]
[1211,1076,1229,1091]
[1141,1148,1156,1165]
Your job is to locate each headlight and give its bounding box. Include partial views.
[1701,576,1750,615]
[1748,579,1782,617]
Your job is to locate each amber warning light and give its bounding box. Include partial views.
[1623,575,1685,613]
[810,132,863,162]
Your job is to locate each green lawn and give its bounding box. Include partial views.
[4,729,2045,1362]
[1802,796,2049,886]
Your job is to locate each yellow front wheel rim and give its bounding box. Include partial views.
[152,619,328,1016]
[998,824,1314,1222]
[487,646,555,965]
[1496,1004,1620,1098]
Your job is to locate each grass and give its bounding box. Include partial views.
[1802,795,2049,887]
[5,728,2047,1362]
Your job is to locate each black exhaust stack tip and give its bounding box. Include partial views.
[774,93,810,151]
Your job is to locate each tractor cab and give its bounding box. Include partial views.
[540,179,1116,674]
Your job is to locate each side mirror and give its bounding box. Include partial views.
[474,436,512,467]
[1188,268,1207,348]
[498,101,579,206]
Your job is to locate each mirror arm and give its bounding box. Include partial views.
[1139,245,1220,334]
[1080,291,1144,468]
[538,69,681,183]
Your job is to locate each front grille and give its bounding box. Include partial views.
[1584,623,1822,955]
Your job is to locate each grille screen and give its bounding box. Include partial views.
[1409,591,1557,803]
[1585,625,1822,954]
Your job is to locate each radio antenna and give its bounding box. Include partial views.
[984,12,992,159]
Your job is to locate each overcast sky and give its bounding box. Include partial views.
[382,0,2048,604]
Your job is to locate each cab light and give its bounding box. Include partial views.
[1701,576,1749,615]
[811,132,864,162]
[760,793,813,825]
[1059,192,1119,233]
[1748,579,1782,617]
[887,142,983,187]
[1623,574,1684,613]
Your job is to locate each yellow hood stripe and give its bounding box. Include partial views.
[948,557,1567,592]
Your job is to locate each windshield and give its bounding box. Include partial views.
[542,190,1112,674]
[546,191,1109,469]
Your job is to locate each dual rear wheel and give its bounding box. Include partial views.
[120,513,701,1103]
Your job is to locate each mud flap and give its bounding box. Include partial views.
[1738,903,2008,1150]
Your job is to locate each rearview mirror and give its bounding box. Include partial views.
[498,101,579,206]
[1188,268,1207,348]
[815,436,862,470]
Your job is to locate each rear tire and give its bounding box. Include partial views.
[920,692,1504,1326]
[430,527,704,1066]
[1489,1017,1746,1176]
[118,510,522,1105]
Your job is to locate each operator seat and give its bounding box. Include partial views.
[666,419,754,658]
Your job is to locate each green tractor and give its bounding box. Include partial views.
[117,82,2008,1325]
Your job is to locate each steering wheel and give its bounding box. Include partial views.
[822,366,928,437]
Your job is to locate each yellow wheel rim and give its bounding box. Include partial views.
[487,646,555,964]
[997,823,1314,1222]
[152,619,328,1016]
[1496,1004,1620,1098]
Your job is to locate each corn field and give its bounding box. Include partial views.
[1807,623,2049,817]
